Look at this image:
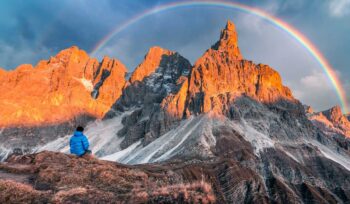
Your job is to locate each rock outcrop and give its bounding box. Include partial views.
[0,46,127,127]
[303,105,314,114]
[116,46,190,109]
[211,20,242,60]
[162,20,296,118]
[309,105,350,138]
[129,46,181,83]
[111,46,192,148]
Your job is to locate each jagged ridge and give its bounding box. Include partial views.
[0,46,127,127]
[162,20,296,119]
[309,105,350,137]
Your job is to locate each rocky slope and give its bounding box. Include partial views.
[108,46,192,149]
[1,20,350,203]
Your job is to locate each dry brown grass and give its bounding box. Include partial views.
[53,187,116,203]
[0,151,216,203]
[0,180,49,203]
[131,181,216,204]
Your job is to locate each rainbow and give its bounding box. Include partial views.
[90,0,349,113]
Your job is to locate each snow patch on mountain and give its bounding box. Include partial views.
[143,66,180,94]
[282,150,301,163]
[154,117,205,162]
[103,116,210,164]
[0,146,12,161]
[102,114,276,164]
[239,120,275,155]
[308,140,350,172]
[102,140,142,161]
[222,117,275,156]
[38,110,135,157]
[73,77,94,92]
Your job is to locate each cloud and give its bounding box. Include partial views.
[300,72,333,89]
[0,40,53,69]
[0,0,133,69]
[292,71,340,111]
[328,0,350,17]
[344,81,350,114]
[235,1,348,111]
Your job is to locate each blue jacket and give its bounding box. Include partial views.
[70,131,89,156]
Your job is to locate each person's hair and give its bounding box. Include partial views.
[76,126,84,132]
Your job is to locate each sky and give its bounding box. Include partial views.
[0,0,349,113]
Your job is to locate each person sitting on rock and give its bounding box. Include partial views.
[69,126,91,157]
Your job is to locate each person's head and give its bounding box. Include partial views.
[76,126,84,132]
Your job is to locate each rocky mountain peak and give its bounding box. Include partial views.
[211,20,242,60]
[109,47,191,148]
[0,47,127,127]
[225,20,235,31]
[309,105,350,138]
[303,105,314,114]
[57,46,86,58]
[162,20,296,117]
[49,46,89,65]
[322,105,343,122]
[129,46,176,83]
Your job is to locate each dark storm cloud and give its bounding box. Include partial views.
[0,0,145,68]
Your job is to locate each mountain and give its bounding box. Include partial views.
[1,20,350,203]
[164,20,295,118]
[96,20,311,164]
[0,46,127,159]
[0,46,127,126]
[309,105,350,138]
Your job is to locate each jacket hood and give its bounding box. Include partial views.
[73,131,84,137]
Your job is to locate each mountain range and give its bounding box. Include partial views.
[0,20,349,203]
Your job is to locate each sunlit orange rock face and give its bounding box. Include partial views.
[0,67,6,77]
[162,20,295,117]
[129,46,175,83]
[211,20,242,60]
[0,46,127,127]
